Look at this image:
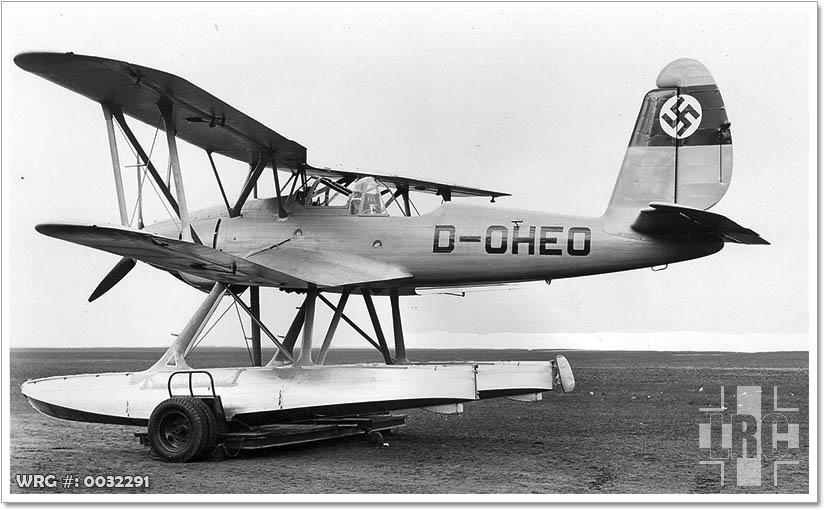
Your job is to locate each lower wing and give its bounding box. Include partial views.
[36,224,413,289]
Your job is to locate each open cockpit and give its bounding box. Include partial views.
[284,175,417,217]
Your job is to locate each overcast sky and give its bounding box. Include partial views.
[2,3,814,352]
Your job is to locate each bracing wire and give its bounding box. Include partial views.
[185,301,235,357]
[127,167,149,227]
[233,300,254,365]
[144,175,181,231]
[115,114,170,228]
[146,115,161,162]
[114,120,138,160]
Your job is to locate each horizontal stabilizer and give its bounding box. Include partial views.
[631,203,769,245]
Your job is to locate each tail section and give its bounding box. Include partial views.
[607,58,732,211]
[632,203,769,245]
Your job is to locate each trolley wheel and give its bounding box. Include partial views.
[366,430,384,445]
[148,397,211,462]
[191,398,219,459]
[555,355,575,393]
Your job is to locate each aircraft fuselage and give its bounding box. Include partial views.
[157,197,723,291]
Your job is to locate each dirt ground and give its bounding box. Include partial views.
[8,348,809,495]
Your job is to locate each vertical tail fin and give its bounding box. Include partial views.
[607,58,732,211]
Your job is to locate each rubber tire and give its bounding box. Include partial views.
[148,397,211,463]
[555,355,576,393]
[191,398,219,459]
[367,430,384,445]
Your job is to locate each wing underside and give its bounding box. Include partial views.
[35,224,413,289]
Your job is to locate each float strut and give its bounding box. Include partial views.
[362,289,393,365]
[151,282,227,370]
[390,290,409,364]
[273,301,307,363]
[316,290,350,365]
[227,288,294,363]
[318,295,383,353]
[250,286,262,366]
[297,285,318,366]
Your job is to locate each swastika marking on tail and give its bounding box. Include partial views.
[659,94,702,139]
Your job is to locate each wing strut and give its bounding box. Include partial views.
[112,107,204,244]
[101,104,129,226]
[271,154,288,219]
[158,101,192,241]
[111,107,181,220]
[401,186,412,217]
[206,151,232,215]
[230,157,267,217]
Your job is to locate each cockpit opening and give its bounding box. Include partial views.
[346,177,389,216]
[286,173,433,217]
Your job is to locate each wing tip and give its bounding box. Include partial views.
[15,51,75,73]
[14,52,43,72]
[34,223,63,237]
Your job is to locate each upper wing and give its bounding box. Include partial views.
[35,224,413,288]
[304,165,509,200]
[15,52,306,170]
[631,202,769,245]
[16,52,510,200]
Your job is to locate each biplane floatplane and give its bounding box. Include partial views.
[16,53,766,462]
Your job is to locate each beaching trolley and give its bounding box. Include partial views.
[136,370,406,462]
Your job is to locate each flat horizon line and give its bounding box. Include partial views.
[7,346,809,354]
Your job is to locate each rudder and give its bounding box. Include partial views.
[607,58,732,211]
